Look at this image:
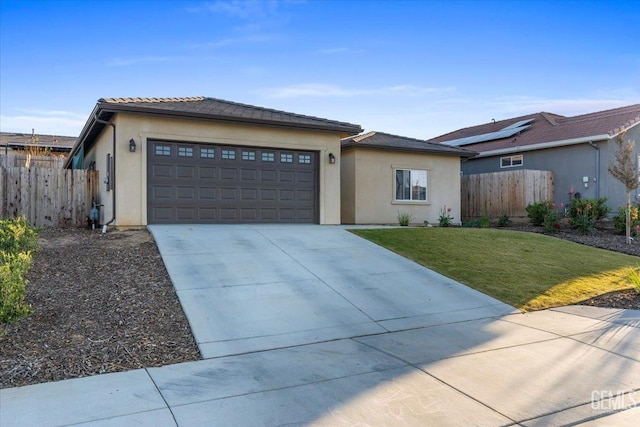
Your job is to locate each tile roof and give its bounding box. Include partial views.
[97,96,362,134]
[0,131,76,151]
[341,131,476,157]
[428,104,640,153]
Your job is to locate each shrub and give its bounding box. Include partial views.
[613,205,640,236]
[498,214,511,227]
[0,252,33,323]
[526,201,563,232]
[0,217,38,324]
[568,198,610,235]
[0,216,39,256]
[479,215,491,228]
[438,206,454,227]
[397,211,413,226]
[629,266,640,292]
[568,198,610,223]
[526,201,553,226]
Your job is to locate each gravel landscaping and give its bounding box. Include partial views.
[1,222,638,389]
[0,228,200,389]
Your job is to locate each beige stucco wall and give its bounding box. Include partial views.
[87,113,343,226]
[85,126,114,225]
[340,147,463,225]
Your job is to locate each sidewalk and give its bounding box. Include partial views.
[2,305,639,426]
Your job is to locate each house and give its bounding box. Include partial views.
[1,131,75,168]
[64,97,362,226]
[340,131,476,224]
[428,104,640,211]
[0,131,76,154]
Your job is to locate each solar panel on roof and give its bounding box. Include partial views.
[502,118,535,130]
[443,119,534,147]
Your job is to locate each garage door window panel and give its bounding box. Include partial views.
[155,145,171,156]
[200,148,215,159]
[242,151,256,161]
[178,147,194,157]
[222,149,236,160]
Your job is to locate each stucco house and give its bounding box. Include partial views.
[340,131,475,225]
[428,104,640,211]
[65,97,362,227]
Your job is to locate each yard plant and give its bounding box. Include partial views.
[613,205,640,237]
[0,216,39,323]
[397,211,413,226]
[567,197,610,235]
[352,227,637,311]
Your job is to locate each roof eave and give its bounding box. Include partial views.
[98,103,362,135]
[475,134,612,158]
[64,104,103,168]
[341,142,477,158]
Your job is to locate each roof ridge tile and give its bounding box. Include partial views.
[100,97,206,104]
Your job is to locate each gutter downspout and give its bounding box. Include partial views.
[94,115,116,232]
[588,141,600,199]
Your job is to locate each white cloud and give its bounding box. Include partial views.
[106,56,173,67]
[202,0,280,20]
[190,34,275,49]
[0,112,86,136]
[263,83,455,99]
[488,96,640,117]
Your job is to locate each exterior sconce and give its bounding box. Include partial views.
[129,139,136,153]
[328,153,336,164]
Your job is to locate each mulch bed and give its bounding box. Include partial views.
[1,222,638,389]
[0,228,200,389]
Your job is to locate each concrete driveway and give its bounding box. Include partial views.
[2,224,639,426]
[149,224,516,358]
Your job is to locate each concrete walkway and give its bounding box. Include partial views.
[2,225,639,426]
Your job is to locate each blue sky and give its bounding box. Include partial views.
[1,0,639,139]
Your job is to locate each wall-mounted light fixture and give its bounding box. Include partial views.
[328,153,336,164]
[129,138,136,153]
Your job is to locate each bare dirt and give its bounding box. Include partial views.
[1,222,638,389]
[0,228,200,389]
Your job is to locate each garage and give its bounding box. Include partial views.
[147,140,318,224]
[66,97,361,226]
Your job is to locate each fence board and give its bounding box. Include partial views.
[0,166,98,227]
[461,169,553,219]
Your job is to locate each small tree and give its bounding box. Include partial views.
[608,132,639,244]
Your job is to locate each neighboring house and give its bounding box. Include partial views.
[340,131,475,224]
[428,104,640,212]
[64,97,362,226]
[1,131,75,168]
[0,131,76,154]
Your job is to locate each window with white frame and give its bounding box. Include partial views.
[395,169,427,201]
[500,155,523,168]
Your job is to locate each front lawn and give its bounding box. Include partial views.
[351,228,638,311]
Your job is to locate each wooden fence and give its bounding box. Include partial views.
[1,153,67,169]
[461,169,554,219]
[0,167,99,227]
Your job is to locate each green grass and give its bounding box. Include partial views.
[351,228,638,311]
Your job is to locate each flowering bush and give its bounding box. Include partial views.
[568,198,610,235]
[438,206,454,227]
[526,201,563,232]
[526,201,553,226]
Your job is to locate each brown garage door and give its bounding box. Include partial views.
[147,141,318,224]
